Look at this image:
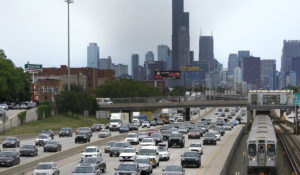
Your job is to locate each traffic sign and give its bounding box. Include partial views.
[25,64,42,72]
[294,93,300,106]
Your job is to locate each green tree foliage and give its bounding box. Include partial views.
[94,79,163,98]
[169,86,186,96]
[56,84,98,117]
[0,49,31,102]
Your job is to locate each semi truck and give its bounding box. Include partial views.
[109,113,129,131]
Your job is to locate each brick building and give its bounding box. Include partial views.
[34,65,114,101]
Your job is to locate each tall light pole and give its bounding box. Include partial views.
[65,0,73,90]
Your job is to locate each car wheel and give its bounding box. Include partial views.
[157,161,159,166]
[44,149,46,152]
[109,153,112,157]
[102,166,106,173]
[197,163,200,168]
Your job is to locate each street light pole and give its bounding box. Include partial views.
[65,0,73,90]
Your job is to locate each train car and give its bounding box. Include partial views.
[247,114,277,175]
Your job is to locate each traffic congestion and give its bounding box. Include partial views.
[0,107,246,175]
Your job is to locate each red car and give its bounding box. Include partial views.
[188,129,201,139]
[147,129,158,136]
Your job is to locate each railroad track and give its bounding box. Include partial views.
[275,124,300,175]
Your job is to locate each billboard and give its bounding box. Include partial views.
[25,64,43,72]
[155,71,180,80]
[180,66,199,71]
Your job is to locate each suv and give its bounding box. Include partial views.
[114,162,141,175]
[203,132,217,145]
[75,131,91,143]
[137,146,160,168]
[125,133,139,145]
[73,164,100,175]
[41,129,54,139]
[161,130,171,141]
[109,142,131,157]
[181,151,201,168]
[33,162,60,175]
[81,146,101,161]
[35,134,52,146]
[59,128,73,137]
[168,133,185,148]
[76,127,92,137]
[80,157,106,173]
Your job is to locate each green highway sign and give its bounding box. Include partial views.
[25,64,42,72]
[294,93,300,106]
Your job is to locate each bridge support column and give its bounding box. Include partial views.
[185,108,190,121]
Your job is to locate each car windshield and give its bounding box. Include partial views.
[136,159,149,164]
[5,137,15,141]
[170,134,182,138]
[106,141,116,146]
[139,149,155,155]
[21,145,34,149]
[190,129,199,132]
[161,130,171,135]
[120,126,128,129]
[143,121,149,124]
[101,130,109,133]
[92,124,100,127]
[61,128,69,131]
[127,135,136,138]
[0,152,14,157]
[36,164,52,170]
[46,141,57,145]
[77,132,87,136]
[183,152,198,157]
[205,133,215,137]
[150,134,160,138]
[158,147,167,151]
[122,149,135,153]
[190,144,201,147]
[74,166,94,173]
[42,130,51,133]
[110,119,120,123]
[138,132,147,136]
[113,142,125,147]
[38,135,48,139]
[142,139,153,142]
[165,166,182,171]
[117,164,137,171]
[84,148,97,152]
[82,158,97,164]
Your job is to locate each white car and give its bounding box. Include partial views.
[142,121,150,128]
[189,143,203,155]
[212,131,221,141]
[169,117,175,123]
[177,116,184,122]
[33,162,60,175]
[137,146,160,168]
[158,146,170,161]
[35,134,51,146]
[125,133,139,145]
[81,146,101,161]
[119,147,137,161]
[0,104,8,110]
[140,138,155,146]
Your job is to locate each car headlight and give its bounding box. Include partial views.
[83,136,86,138]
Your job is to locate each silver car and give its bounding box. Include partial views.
[33,162,60,175]
[98,129,111,138]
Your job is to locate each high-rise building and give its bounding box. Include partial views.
[242,57,261,89]
[99,56,112,70]
[157,45,172,70]
[234,67,243,83]
[145,51,154,62]
[288,71,297,86]
[199,36,214,71]
[134,66,146,81]
[87,43,99,68]
[189,51,194,65]
[281,40,300,74]
[238,50,250,67]
[172,0,189,70]
[145,61,166,80]
[221,69,228,83]
[291,57,300,85]
[131,54,139,79]
[227,54,239,76]
[177,26,190,68]
[260,59,276,90]
[112,64,128,77]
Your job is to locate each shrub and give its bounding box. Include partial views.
[18,111,27,125]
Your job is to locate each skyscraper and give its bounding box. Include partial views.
[242,57,261,89]
[172,0,189,70]
[87,43,99,68]
[112,64,128,77]
[177,26,190,68]
[238,50,250,67]
[131,54,139,79]
[199,36,214,71]
[227,54,239,76]
[260,59,276,89]
[281,40,300,74]
[145,51,154,62]
[234,67,243,83]
[99,56,112,70]
[291,57,300,85]
[158,45,172,70]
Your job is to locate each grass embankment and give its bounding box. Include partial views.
[2,114,108,136]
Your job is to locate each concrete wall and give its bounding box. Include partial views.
[25,108,38,123]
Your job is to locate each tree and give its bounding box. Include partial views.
[94,79,163,98]
[169,86,186,96]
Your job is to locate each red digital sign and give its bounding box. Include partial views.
[154,71,180,80]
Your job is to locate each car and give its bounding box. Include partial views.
[218,108,222,112]
[11,104,20,110]
[114,162,141,175]
[20,103,27,109]
[177,116,184,122]
[214,126,225,136]
[168,133,185,148]
[27,102,36,109]
[223,123,232,130]
[147,128,158,136]
[170,127,178,134]
[188,129,201,139]
[59,127,73,137]
[0,151,20,167]
[104,141,117,153]
[203,132,217,145]
[156,119,164,125]
[19,144,38,157]
[189,143,203,155]
[142,121,150,128]
[231,120,238,127]
[178,126,188,134]
[119,125,130,133]
[41,129,54,139]
[91,124,104,132]
[33,162,60,175]
[160,125,171,131]
[125,133,139,145]
[162,165,185,175]
[73,164,100,175]
[119,147,137,161]
[2,137,20,148]
[44,141,62,152]
[81,146,101,161]
[129,123,139,131]
[150,120,157,126]
[75,131,91,143]
[0,109,5,117]
[138,132,148,141]
[76,127,93,137]
[158,145,170,161]
[98,129,111,138]
[211,131,221,141]
[224,108,230,112]
[135,157,153,175]
[0,104,8,110]
[137,146,160,168]
[161,130,171,141]
[181,151,201,168]
[35,134,52,146]
[140,138,156,147]
[150,133,162,145]
[109,142,131,157]
[81,157,106,173]
[169,117,175,123]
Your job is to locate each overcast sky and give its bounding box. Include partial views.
[0,0,300,71]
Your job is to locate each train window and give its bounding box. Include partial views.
[248,144,256,156]
[267,144,275,156]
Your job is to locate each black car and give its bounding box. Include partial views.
[119,125,130,133]
[91,124,105,132]
[203,132,217,145]
[19,145,38,157]
[76,127,93,137]
[2,137,20,148]
[150,133,162,145]
[129,123,139,131]
[75,131,91,143]
[0,151,20,167]
[44,141,62,152]
[109,142,131,157]
[41,129,54,139]
[168,133,185,148]
[59,127,73,137]
[181,151,201,168]
[161,130,171,141]
[150,121,157,126]
[81,157,106,173]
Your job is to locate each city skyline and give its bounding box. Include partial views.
[0,0,300,71]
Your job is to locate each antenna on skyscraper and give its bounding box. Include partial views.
[200,29,202,36]
[211,29,213,37]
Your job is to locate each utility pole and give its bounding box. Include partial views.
[65,0,74,90]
